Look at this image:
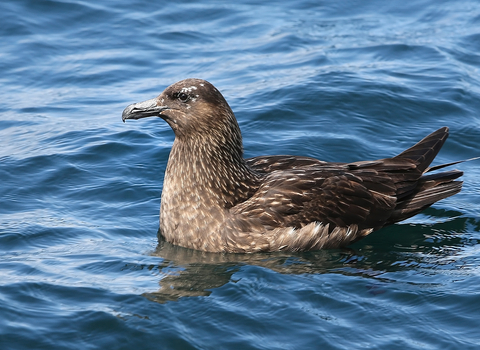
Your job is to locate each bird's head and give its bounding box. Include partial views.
[122,79,241,145]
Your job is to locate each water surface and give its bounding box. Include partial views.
[1,0,480,349]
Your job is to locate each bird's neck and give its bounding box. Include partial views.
[163,136,261,209]
[159,135,262,250]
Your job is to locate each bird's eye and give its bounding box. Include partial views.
[177,92,189,102]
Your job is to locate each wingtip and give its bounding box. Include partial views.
[393,127,451,172]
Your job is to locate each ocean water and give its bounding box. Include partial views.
[1,0,480,349]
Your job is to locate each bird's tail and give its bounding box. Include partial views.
[387,127,468,224]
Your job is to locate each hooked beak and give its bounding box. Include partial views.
[122,98,169,122]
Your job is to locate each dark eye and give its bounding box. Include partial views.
[177,92,189,102]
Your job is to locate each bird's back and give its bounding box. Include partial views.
[226,127,463,252]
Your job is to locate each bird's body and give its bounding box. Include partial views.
[123,78,463,253]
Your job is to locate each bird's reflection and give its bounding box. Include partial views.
[144,209,476,303]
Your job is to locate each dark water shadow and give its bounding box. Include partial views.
[144,209,478,303]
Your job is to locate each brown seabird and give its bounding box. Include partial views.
[122,78,463,253]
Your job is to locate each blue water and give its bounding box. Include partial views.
[1,0,480,348]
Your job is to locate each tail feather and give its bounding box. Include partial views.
[420,169,463,182]
[386,127,469,225]
[388,180,463,224]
